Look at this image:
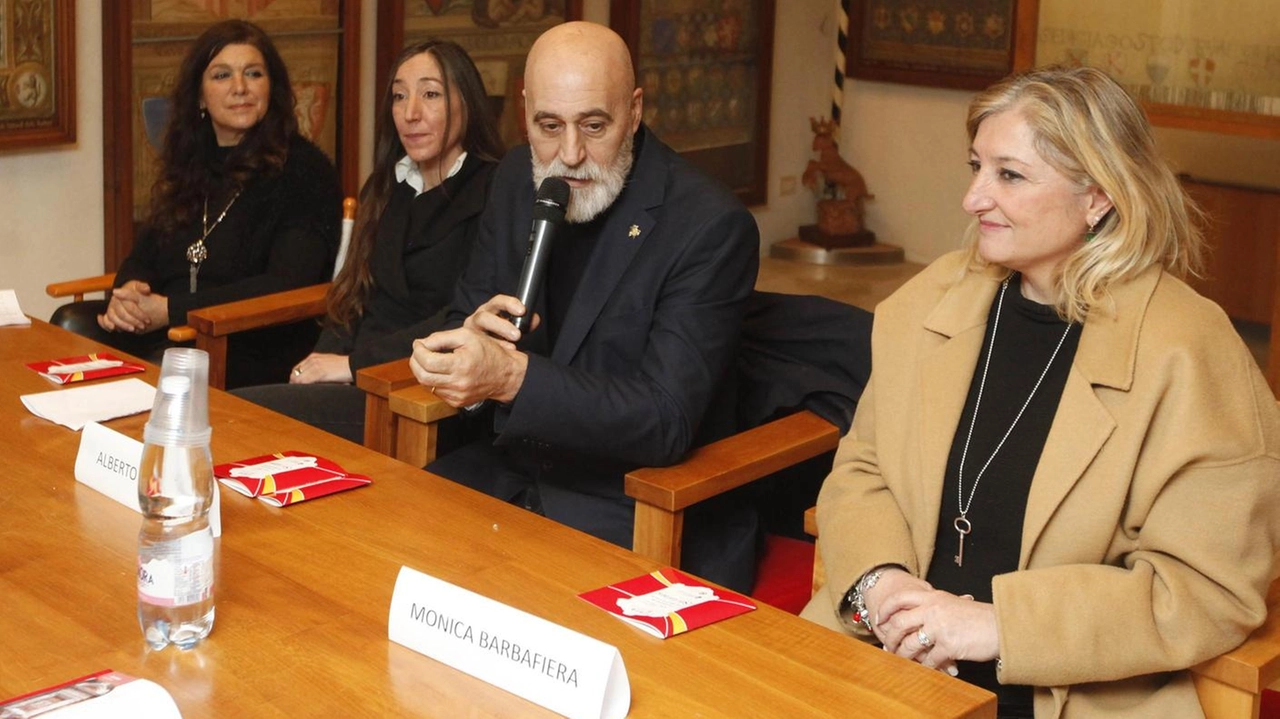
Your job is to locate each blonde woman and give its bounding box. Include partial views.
[803,66,1280,718]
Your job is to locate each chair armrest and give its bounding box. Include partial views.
[626,410,840,567]
[625,410,840,513]
[355,358,418,399]
[389,384,459,424]
[47,273,117,302]
[1191,578,1280,718]
[804,506,818,538]
[183,283,330,338]
[386,383,459,466]
[355,359,419,456]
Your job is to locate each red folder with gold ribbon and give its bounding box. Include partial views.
[27,352,146,384]
[579,567,756,638]
[214,451,371,507]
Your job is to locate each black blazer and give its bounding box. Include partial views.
[439,127,760,590]
[315,155,495,372]
[447,125,760,470]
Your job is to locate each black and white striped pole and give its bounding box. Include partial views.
[832,0,850,131]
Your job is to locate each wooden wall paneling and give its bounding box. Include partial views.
[1182,176,1280,325]
[101,4,133,271]
[338,1,362,198]
[1180,175,1280,396]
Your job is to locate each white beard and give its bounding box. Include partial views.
[531,131,634,224]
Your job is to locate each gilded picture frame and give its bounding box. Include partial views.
[0,0,75,150]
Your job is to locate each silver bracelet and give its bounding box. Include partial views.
[840,565,895,634]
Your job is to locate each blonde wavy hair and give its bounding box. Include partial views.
[960,66,1204,323]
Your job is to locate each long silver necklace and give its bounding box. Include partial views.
[186,190,241,292]
[953,277,1073,567]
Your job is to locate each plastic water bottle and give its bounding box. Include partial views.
[137,348,216,650]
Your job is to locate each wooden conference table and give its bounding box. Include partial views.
[0,320,996,718]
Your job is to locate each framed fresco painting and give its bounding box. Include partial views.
[610,0,775,207]
[376,1,583,151]
[846,0,1038,91]
[1035,0,1280,139]
[0,0,75,150]
[101,2,361,269]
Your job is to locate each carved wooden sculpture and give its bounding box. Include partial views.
[802,117,875,247]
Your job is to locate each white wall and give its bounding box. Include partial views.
[0,0,103,321]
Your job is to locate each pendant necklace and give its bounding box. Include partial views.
[186,190,241,292]
[953,277,1073,567]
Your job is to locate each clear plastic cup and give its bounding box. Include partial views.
[144,348,211,447]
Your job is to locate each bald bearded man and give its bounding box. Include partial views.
[410,22,761,591]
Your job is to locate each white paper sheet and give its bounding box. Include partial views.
[0,289,32,326]
[22,377,155,430]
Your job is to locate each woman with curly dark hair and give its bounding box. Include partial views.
[53,19,341,388]
[234,40,502,442]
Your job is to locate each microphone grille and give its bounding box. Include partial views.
[535,177,571,209]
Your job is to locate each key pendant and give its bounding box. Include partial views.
[189,263,199,293]
[953,516,972,567]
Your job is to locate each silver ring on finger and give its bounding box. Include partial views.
[917,629,933,649]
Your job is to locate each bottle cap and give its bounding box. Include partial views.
[144,348,212,446]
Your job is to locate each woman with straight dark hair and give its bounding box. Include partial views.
[52,19,341,388]
[234,40,503,443]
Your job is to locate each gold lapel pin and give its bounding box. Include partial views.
[628,224,641,238]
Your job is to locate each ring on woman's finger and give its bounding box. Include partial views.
[917,629,933,648]
[293,367,302,376]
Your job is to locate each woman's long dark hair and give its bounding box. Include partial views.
[149,19,297,234]
[326,40,504,329]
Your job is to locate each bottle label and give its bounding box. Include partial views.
[138,530,214,607]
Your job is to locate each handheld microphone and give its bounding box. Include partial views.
[512,177,570,331]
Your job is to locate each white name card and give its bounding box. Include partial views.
[387,566,629,719]
[74,421,221,537]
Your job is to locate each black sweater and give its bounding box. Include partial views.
[115,134,342,327]
[115,134,341,387]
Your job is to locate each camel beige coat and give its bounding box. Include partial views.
[802,251,1280,718]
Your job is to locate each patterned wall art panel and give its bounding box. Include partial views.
[0,0,74,149]
[846,0,1037,91]
[128,0,343,223]
[613,0,775,206]
[1036,0,1280,137]
[392,0,581,150]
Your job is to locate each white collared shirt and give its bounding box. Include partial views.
[394,152,468,196]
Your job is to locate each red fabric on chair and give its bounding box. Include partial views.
[750,535,816,615]
[1262,688,1280,719]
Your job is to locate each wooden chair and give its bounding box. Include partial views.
[47,198,357,389]
[384,381,840,610]
[624,410,838,572]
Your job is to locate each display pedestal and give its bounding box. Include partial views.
[769,237,904,266]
